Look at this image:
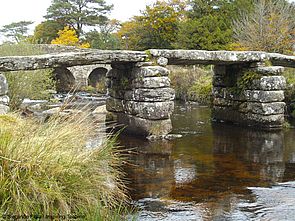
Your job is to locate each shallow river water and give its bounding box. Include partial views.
[119,102,295,221]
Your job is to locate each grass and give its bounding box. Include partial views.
[169,65,213,104]
[0,43,55,110]
[0,111,129,220]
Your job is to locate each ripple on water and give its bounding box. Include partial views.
[235,181,295,221]
[133,198,204,221]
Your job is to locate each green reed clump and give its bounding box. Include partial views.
[169,65,213,104]
[0,112,127,219]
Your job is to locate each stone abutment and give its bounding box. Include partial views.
[212,64,286,128]
[106,63,175,136]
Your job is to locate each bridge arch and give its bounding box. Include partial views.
[88,67,108,92]
[53,67,75,92]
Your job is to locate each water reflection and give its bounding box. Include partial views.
[121,103,295,220]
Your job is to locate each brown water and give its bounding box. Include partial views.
[120,102,295,221]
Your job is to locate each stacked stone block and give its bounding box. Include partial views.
[212,64,286,128]
[106,63,175,136]
[0,74,9,114]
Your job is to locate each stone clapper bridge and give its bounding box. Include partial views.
[0,49,294,137]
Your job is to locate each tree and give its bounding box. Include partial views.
[31,20,65,44]
[117,0,187,50]
[233,0,295,54]
[0,21,33,43]
[51,26,90,48]
[174,0,253,50]
[85,19,121,49]
[45,0,113,37]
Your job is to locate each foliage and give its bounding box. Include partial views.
[0,43,56,110]
[233,0,295,54]
[30,20,65,44]
[51,26,90,48]
[188,74,213,104]
[86,19,121,49]
[117,0,187,50]
[45,0,113,36]
[169,65,213,104]
[174,0,253,50]
[5,70,55,110]
[0,21,33,43]
[0,111,127,219]
[175,15,232,50]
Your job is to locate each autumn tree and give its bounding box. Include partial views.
[31,20,65,44]
[233,0,295,54]
[0,21,33,43]
[45,0,113,37]
[51,26,90,48]
[117,0,187,50]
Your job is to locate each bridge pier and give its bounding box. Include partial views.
[106,63,175,137]
[212,64,286,128]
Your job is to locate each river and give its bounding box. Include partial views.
[119,102,295,221]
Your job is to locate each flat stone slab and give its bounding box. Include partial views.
[149,49,269,65]
[150,50,295,67]
[0,49,293,71]
[0,50,147,71]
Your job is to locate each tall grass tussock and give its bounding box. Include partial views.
[0,111,127,219]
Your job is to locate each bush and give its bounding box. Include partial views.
[169,65,213,104]
[0,112,127,219]
[0,43,56,110]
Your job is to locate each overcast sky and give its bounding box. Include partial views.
[0,0,294,42]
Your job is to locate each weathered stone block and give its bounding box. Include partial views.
[124,101,174,120]
[106,97,124,112]
[132,76,170,88]
[254,66,285,75]
[244,90,284,102]
[107,89,126,99]
[131,66,170,78]
[115,113,172,136]
[124,88,175,102]
[0,104,9,114]
[212,106,284,128]
[249,76,286,91]
[0,95,9,105]
[0,74,8,96]
[213,87,245,101]
[238,102,285,115]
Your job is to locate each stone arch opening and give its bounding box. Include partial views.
[53,67,75,92]
[88,67,108,93]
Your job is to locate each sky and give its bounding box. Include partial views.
[0,0,157,42]
[0,0,294,42]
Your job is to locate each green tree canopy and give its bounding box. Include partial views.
[0,21,33,43]
[31,20,65,44]
[45,0,113,36]
[85,19,121,49]
[175,0,253,50]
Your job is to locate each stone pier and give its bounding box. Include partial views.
[212,64,286,128]
[0,74,9,114]
[106,63,175,136]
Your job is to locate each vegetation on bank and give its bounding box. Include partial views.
[169,66,213,105]
[0,43,56,110]
[0,112,128,220]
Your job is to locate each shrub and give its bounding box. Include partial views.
[0,112,127,219]
[0,43,56,110]
[169,65,213,104]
